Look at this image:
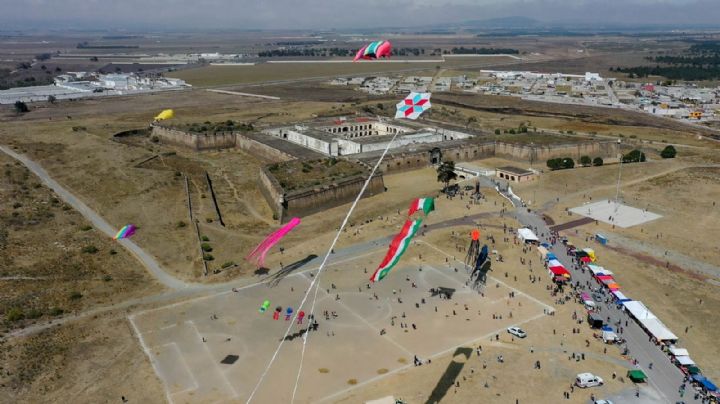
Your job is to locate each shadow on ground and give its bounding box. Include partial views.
[425,347,473,404]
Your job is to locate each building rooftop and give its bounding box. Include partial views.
[497,166,534,176]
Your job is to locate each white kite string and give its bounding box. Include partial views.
[246,129,400,404]
[289,129,399,403]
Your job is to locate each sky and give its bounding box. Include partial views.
[1,0,719,30]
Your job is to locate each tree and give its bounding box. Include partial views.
[546,158,562,170]
[436,161,457,189]
[14,101,29,114]
[593,157,604,166]
[579,155,591,167]
[562,157,575,169]
[494,128,501,135]
[48,95,56,104]
[660,145,677,159]
[623,149,646,163]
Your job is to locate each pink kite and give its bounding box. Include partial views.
[353,40,392,61]
[246,217,301,268]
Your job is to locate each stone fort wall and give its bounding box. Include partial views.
[258,168,385,223]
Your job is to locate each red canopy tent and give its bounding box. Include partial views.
[580,256,592,263]
[596,275,614,281]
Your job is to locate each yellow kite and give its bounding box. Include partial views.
[154,109,174,121]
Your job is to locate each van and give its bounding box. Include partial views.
[576,373,604,388]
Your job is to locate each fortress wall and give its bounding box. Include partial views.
[235,133,294,162]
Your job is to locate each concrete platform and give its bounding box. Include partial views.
[569,199,662,228]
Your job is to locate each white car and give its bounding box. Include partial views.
[594,400,614,404]
[576,373,604,388]
[507,326,527,338]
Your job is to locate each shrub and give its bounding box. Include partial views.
[69,291,83,300]
[6,307,24,322]
[561,157,575,169]
[201,243,213,252]
[49,307,64,316]
[81,245,98,254]
[546,158,561,170]
[26,309,43,319]
[660,145,677,159]
[221,261,235,269]
[205,218,213,223]
[176,221,187,228]
[103,274,113,282]
[593,157,604,166]
[579,156,591,167]
[494,129,501,135]
[109,249,117,255]
[201,235,210,242]
[80,225,92,231]
[203,254,214,261]
[151,136,159,143]
[14,101,29,114]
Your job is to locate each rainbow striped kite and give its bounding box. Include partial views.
[408,197,434,217]
[114,224,136,240]
[370,219,422,282]
[353,40,392,61]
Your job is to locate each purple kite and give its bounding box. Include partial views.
[246,217,301,268]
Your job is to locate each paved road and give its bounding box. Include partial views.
[511,201,701,404]
[0,145,190,290]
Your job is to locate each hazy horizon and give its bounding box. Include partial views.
[1,0,720,32]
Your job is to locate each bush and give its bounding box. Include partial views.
[201,243,213,252]
[593,157,604,166]
[660,145,677,159]
[14,101,29,114]
[579,155,592,167]
[546,158,562,170]
[494,129,501,135]
[203,254,214,261]
[26,308,43,319]
[49,307,64,316]
[103,274,113,282]
[81,245,98,254]
[205,217,213,223]
[109,249,117,255]
[176,221,187,228]
[151,136,159,143]
[80,225,92,231]
[5,307,24,322]
[201,235,210,242]
[561,158,575,169]
[69,291,83,300]
[221,261,235,269]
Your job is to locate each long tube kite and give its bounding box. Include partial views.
[408,197,435,216]
[246,217,301,268]
[370,219,422,282]
[114,224,136,240]
[353,40,392,61]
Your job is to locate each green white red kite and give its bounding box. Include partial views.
[408,197,435,217]
[370,219,423,282]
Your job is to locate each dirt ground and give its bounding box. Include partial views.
[0,152,162,333]
[0,314,166,404]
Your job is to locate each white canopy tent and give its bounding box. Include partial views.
[640,317,678,341]
[623,301,655,319]
[517,228,539,243]
[670,347,690,357]
[537,246,548,259]
[676,356,696,366]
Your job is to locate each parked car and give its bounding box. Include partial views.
[507,326,527,338]
[594,400,614,404]
[576,373,604,388]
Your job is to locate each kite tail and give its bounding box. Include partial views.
[246,217,301,267]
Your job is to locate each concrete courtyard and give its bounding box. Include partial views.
[569,199,662,228]
[130,247,550,404]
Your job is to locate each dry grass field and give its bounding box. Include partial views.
[0,152,161,333]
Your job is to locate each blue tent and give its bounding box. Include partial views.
[601,325,614,332]
[595,234,608,245]
[693,375,718,392]
[540,242,551,248]
[546,252,557,260]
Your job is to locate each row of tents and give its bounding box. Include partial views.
[537,241,717,397]
[583,262,718,397]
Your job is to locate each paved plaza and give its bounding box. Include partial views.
[569,199,662,228]
[130,246,550,403]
